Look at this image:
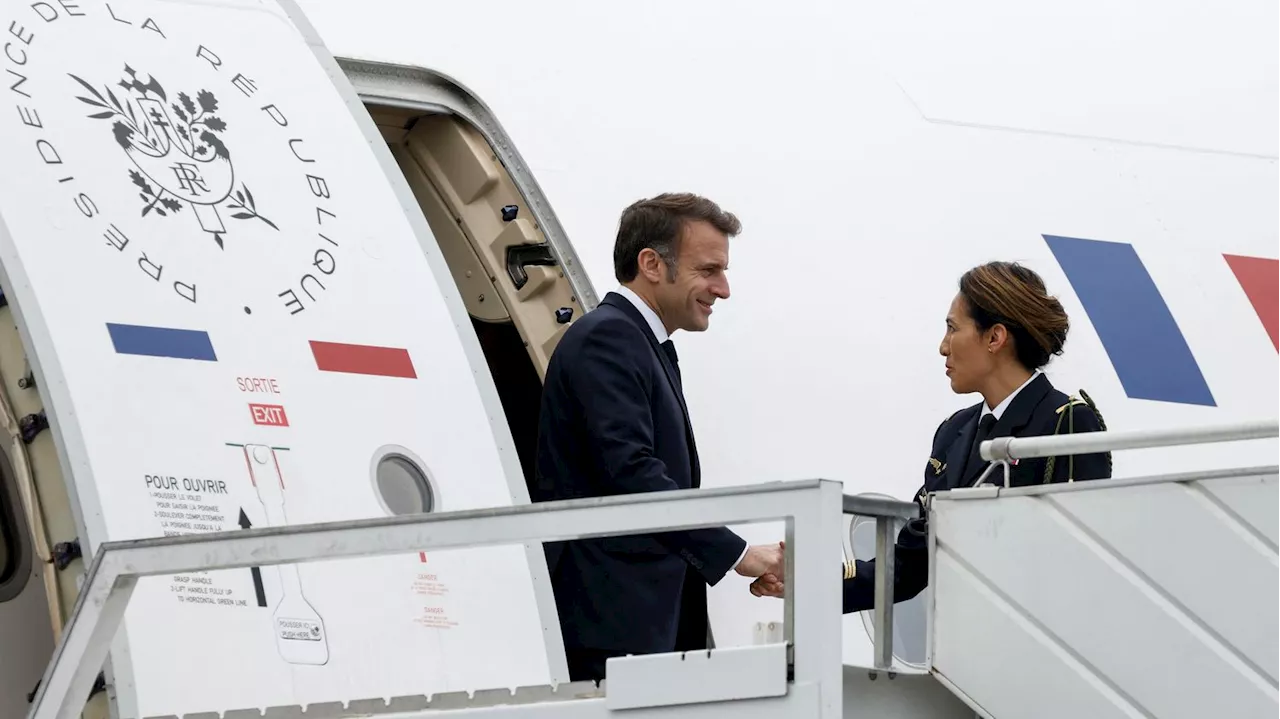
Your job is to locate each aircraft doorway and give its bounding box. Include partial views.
[367,104,584,497]
[0,303,63,719]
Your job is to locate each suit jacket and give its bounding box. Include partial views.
[533,291,747,654]
[842,372,1111,613]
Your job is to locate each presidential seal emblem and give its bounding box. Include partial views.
[6,1,346,318]
[69,66,280,250]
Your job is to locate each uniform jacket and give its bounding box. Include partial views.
[842,372,1111,613]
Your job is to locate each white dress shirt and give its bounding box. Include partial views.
[982,369,1042,421]
[612,286,750,572]
[614,285,669,343]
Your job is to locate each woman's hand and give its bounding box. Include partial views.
[750,573,785,597]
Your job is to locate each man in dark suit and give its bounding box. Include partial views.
[533,192,784,683]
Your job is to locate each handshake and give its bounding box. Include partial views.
[735,540,786,598]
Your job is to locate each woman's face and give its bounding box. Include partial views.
[939,293,996,395]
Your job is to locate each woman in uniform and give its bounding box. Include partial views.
[750,261,1112,613]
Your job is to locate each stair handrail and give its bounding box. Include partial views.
[27,479,916,719]
[976,419,1278,488]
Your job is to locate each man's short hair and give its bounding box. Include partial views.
[613,192,742,283]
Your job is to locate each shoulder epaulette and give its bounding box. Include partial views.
[1056,396,1089,414]
[1044,387,1111,483]
[1080,389,1107,432]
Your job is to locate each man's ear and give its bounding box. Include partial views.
[636,248,665,283]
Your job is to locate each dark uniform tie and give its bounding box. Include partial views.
[977,412,997,439]
[963,413,999,485]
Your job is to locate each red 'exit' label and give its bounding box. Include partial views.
[249,403,289,427]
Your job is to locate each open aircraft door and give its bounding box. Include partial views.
[0,1,581,716]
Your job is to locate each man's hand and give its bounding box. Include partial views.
[735,542,784,579]
[747,540,786,598]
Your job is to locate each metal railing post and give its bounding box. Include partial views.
[788,480,845,714]
[28,550,135,719]
[841,494,919,673]
[872,516,896,670]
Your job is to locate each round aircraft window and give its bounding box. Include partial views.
[370,446,437,516]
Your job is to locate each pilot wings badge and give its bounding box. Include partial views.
[68,65,279,249]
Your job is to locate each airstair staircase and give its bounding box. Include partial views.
[926,423,1277,718]
[25,421,1279,719]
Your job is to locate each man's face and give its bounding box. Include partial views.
[654,219,731,333]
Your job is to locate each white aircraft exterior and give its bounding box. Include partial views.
[0,0,1274,717]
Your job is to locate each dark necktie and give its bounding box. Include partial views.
[661,339,682,387]
[977,413,997,440]
[964,413,999,484]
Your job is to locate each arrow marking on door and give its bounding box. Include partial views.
[238,507,268,608]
